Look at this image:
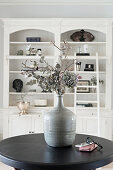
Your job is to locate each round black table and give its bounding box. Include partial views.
[0,134,113,170]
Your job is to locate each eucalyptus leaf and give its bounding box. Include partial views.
[26,79,37,85]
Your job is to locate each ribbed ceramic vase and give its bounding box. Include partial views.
[44,95,76,147]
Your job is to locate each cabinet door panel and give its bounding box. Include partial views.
[100,118,112,140]
[9,115,32,137]
[86,119,98,134]
[76,117,98,135]
[33,114,44,133]
[76,116,112,140]
[76,117,86,133]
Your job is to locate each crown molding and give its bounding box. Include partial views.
[0,0,113,5]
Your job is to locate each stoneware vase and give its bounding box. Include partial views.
[44,95,76,147]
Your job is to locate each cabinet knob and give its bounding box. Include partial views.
[29,131,35,134]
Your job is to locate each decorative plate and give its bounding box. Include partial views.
[70,29,95,42]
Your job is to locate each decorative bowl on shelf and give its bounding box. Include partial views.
[34,99,47,107]
[70,29,95,42]
[17,102,30,115]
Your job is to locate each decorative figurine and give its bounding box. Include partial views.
[26,44,31,56]
[76,62,81,71]
[30,48,37,56]
[76,45,90,56]
[83,44,89,53]
[37,49,42,56]
[13,79,23,92]
[77,47,82,54]
[26,44,37,56]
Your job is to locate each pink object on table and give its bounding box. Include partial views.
[79,143,98,152]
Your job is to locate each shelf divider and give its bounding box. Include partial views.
[7,55,54,60]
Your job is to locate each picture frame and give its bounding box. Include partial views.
[77,80,90,93]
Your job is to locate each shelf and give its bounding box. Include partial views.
[9,92,54,95]
[7,55,107,60]
[76,71,105,74]
[76,107,105,110]
[9,70,106,74]
[76,106,102,110]
[9,71,22,74]
[9,92,75,95]
[64,93,74,95]
[7,55,54,60]
[75,56,108,60]
[10,42,51,45]
[8,106,106,111]
[9,92,105,95]
[8,106,74,111]
[61,42,106,44]
[8,106,54,110]
[76,100,98,103]
[76,93,105,95]
[62,56,108,60]
[9,71,50,74]
[77,86,97,88]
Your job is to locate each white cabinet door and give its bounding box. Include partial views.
[76,117,86,134]
[9,115,32,137]
[76,117,97,136]
[32,114,44,133]
[85,118,98,136]
[76,116,112,140]
[100,118,112,140]
[84,117,112,139]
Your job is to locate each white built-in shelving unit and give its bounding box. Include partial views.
[1,18,113,139]
[8,33,107,109]
[8,28,55,107]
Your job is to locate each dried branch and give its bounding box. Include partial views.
[51,41,62,51]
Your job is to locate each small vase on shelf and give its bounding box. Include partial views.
[44,95,76,147]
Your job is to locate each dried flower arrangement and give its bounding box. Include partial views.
[21,42,81,95]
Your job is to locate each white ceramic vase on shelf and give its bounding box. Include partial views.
[44,95,76,147]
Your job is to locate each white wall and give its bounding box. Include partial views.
[0,21,3,108]
[0,5,112,18]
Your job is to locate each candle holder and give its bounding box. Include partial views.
[17,102,30,115]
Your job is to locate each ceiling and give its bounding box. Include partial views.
[0,0,113,5]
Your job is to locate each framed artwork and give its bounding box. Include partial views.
[77,80,90,93]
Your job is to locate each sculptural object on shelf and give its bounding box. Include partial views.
[70,29,95,42]
[13,79,23,92]
[76,62,81,71]
[17,101,30,115]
